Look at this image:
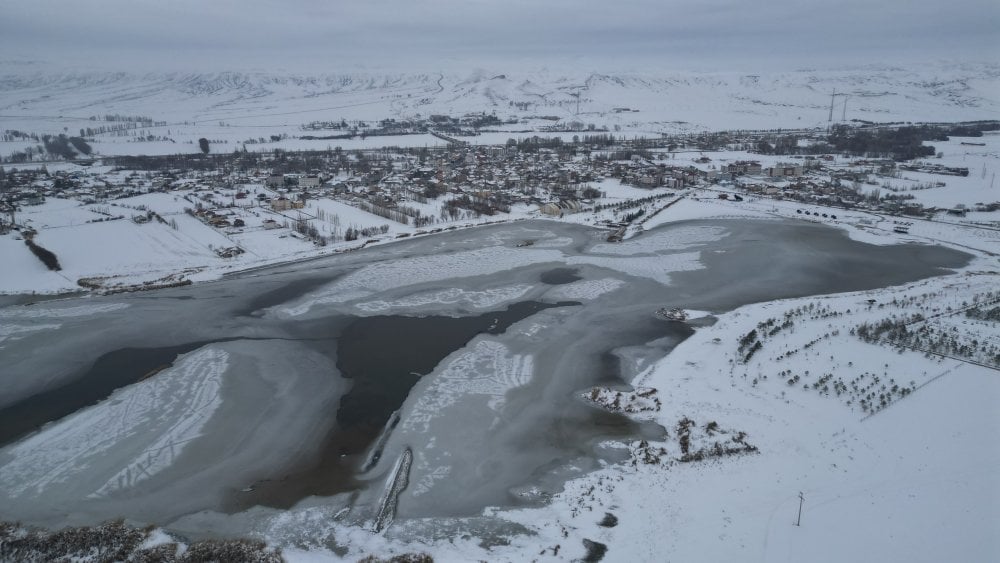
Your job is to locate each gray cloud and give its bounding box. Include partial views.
[1,0,996,72]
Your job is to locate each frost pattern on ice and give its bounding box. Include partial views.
[0,302,129,319]
[588,225,727,255]
[516,322,545,338]
[410,455,452,497]
[0,347,227,498]
[403,340,533,435]
[354,284,534,314]
[278,246,563,316]
[544,278,626,300]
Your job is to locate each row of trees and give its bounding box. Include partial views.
[3,134,93,162]
[344,224,389,241]
[356,200,411,225]
[855,312,999,367]
[443,193,511,217]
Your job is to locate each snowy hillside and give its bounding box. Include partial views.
[1,61,998,158]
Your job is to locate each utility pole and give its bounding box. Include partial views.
[842,96,849,121]
[828,89,836,122]
[796,492,805,526]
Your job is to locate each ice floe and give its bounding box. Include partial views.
[354,284,534,315]
[0,347,227,499]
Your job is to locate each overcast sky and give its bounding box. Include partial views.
[1,0,997,72]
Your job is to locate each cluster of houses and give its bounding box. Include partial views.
[1,136,995,237]
[714,160,806,178]
[235,144,701,219]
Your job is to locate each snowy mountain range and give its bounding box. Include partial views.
[1,61,998,143]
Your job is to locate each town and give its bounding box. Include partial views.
[1,120,998,293]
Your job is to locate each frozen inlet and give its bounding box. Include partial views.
[371,447,413,534]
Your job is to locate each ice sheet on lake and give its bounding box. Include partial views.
[0,303,128,347]
[276,246,563,317]
[0,302,129,319]
[396,339,533,498]
[530,236,575,249]
[354,284,534,315]
[568,251,704,285]
[0,323,61,346]
[588,225,727,255]
[543,278,626,300]
[0,347,227,498]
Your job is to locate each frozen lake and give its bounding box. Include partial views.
[0,218,970,543]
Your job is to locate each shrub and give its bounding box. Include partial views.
[581,539,608,562]
[180,538,282,562]
[357,554,434,563]
[24,239,61,271]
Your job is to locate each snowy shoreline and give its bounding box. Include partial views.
[4,192,991,300]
